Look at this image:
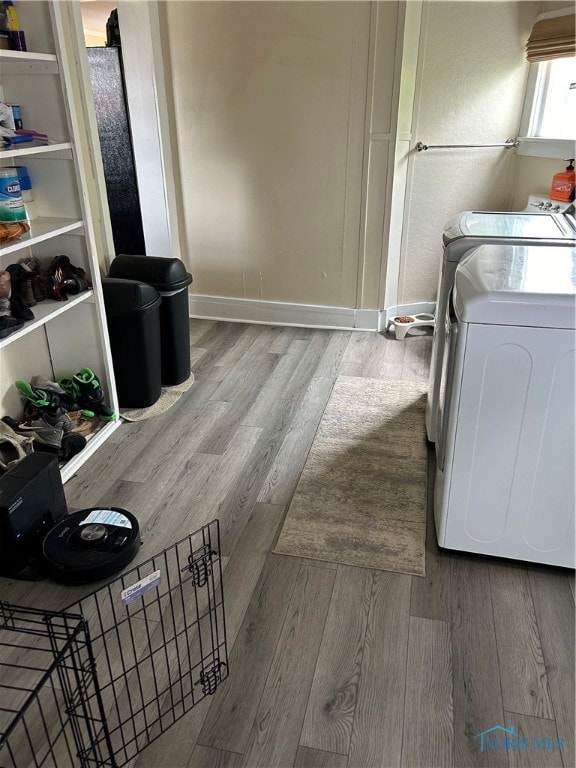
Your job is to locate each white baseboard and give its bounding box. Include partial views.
[188,294,382,331]
[380,301,437,332]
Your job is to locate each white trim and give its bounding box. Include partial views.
[381,301,436,332]
[517,137,576,159]
[187,295,381,331]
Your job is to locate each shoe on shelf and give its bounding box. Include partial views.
[0,316,25,340]
[9,292,34,321]
[15,380,63,411]
[60,367,116,420]
[5,264,37,307]
[48,255,92,302]
[0,419,35,472]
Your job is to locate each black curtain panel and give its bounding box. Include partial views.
[86,46,146,256]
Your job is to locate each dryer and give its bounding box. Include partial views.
[426,197,575,444]
[434,243,575,567]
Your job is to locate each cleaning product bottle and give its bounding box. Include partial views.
[2,1,19,30]
[550,159,575,202]
[14,166,36,220]
[0,167,26,221]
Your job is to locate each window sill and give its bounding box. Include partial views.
[516,137,576,159]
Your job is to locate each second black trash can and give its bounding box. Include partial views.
[108,255,193,385]
[102,278,162,408]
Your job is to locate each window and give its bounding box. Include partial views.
[517,9,576,158]
[530,58,575,141]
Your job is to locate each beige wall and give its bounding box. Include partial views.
[162,0,555,312]
[164,1,381,307]
[397,1,540,304]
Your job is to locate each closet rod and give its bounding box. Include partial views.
[416,138,519,151]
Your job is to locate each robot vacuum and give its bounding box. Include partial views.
[42,507,141,584]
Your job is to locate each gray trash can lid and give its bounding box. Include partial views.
[101,278,161,318]
[109,255,193,292]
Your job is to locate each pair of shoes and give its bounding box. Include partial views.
[60,368,116,420]
[3,415,64,451]
[16,377,81,416]
[2,415,87,463]
[16,380,63,412]
[48,255,92,302]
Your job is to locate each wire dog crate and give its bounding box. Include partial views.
[0,519,228,768]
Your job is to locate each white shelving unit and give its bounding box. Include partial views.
[0,1,120,482]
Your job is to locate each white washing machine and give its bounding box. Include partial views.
[434,243,575,567]
[426,195,575,444]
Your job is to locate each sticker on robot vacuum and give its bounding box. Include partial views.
[80,509,133,528]
[121,570,161,606]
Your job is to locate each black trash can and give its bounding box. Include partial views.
[101,278,162,408]
[108,255,193,385]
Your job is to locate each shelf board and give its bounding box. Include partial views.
[0,50,58,74]
[0,290,94,349]
[0,217,83,256]
[61,420,122,484]
[0,142,72,159]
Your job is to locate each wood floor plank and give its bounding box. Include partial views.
[341,332,372,366]
[379,334,407,380]
[133,704,209,767]
[268,326,305,354]
[189,318,216,346]
[294,745,348,768]
[528,568,575,768]
[400,617,453,768]
[242,341,309,428]
[410,448,452,621]
[451,556,508,767]
[198,554,302,753]
[258,376,335,507]
[220,502,286,648]
[348,571,411,768]
[187,744,243,768]
[504,712,564,768]
[241,565,335,768]
[122,400,229,483]
[567,572,575,603]
[313,331,352,378]
[218,397,306,557]
[401,335,433,382]
[209,326,281,403]
[300,565,372,755]
[198,353,280,455]
[210,324,268,374]
[490,563,553,720]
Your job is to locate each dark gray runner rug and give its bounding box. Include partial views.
[274,376,427,575]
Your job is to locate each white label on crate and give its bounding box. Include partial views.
[79,509,132,528]
[121,571,161,606]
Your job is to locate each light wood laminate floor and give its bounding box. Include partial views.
[2,321,574,768]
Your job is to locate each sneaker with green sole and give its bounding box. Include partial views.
[60,368,116,420]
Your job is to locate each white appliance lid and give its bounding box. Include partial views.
[454,244,576,329]
[443,212,574,252]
